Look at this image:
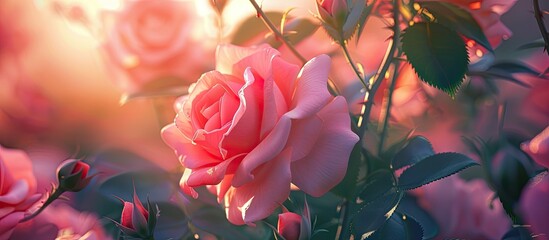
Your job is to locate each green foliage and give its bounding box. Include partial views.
[468,60,548,89]
[396,195,439,239]
[391,136,435,170]
[367,212,424,240]
[397,152,479,190]
[350,170,403,239]
[401,22,469,96]
[421,1,493,52]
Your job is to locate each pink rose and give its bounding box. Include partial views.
[277,212,303,240]
[416,176,511,240]
[162,44,359,224]
[521,126,549,169]
[520,173,549,240]
[102,0,214,94]
[0,145,41,240]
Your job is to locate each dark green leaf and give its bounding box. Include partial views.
[397,152,479,190]
[487,61,542,76]
[392,136,435,170]
[351,170,402,239]
[421,1,493,52]
[402,22,469,96]
[467,71,531,87]
[367,213,424,240]
[396,195,439,239]
[518,38,546,50]
[331,144,365,199]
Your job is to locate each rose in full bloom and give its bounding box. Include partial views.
[102,0,214,94]
[0,145,41,240]
[162,44,359,224]
[520,173,549,240]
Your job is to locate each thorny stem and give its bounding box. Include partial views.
[358,0,401,136]
[378,61,401,154]
[341,41,368,88]
[20,187,65,223]
[533,0,549,55]
[247,0,340,96]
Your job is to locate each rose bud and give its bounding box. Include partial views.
[316,0,348,41]
[278,212,302,240]
[56,159,92,192]
[113,192,158,239]
[277,203,311,240]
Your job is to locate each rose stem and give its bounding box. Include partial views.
[357,0,401,136]
[341,40,368,88]
[19,188,64,223]
[533,0,549,55]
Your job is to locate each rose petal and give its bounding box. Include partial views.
[0,180,30,205]
[271,56,299,107]
[180,168,198,199]
[290,97,358,197]
[161,124,221,169]
[186,153,245,187]
[0,212,24,239]
[225,149,292,225]
[232,48,280,80]
[286,54,332,119]
[221,68,263,156]
[231,115,291,187]
[215,44,271,75]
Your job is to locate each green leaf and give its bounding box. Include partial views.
[396,195,439,239]
[391,136,435,170]
[367,213,424,240]
[518,38,546,50]
[487,61,547,77]
[421,1,493,52]
[397,152,479,190]
[402,22,469,96]
[350,170,403,239]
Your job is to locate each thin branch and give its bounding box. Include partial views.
[534,0,549,54]
[378,61,401,154]
[341,41,368,88]
[358,0,401,135]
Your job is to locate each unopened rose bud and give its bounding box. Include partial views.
[318,0,347,18]
[56,159,92,192]
[113,192,158,239]
[316,0,365,42]
[278,212,302,240]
